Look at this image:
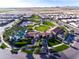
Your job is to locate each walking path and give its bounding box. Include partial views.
[46,26,58,33]
[48,43,64,49]
[53,43,64,48]
[0,34,11,48]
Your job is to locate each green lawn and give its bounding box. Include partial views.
[22,50,33,54]
[0,43,7,49]
[35,40,42,46]
[27,25,34,31]
[31,15,41,19]
[35,25,49,32]
[34,47,40,54]
[30,18,40,23]
[54,44,69,52]
[29,15,41,23]
[22,46,35,54]
[14,41,27,45]
[48,39,61,46]
[43,21,55,27]
[14,41,27,47]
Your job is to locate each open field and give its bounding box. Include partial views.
[35,25,49,32]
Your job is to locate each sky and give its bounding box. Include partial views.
[0,0,79,7]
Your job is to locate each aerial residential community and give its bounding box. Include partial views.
[0,7,79,59]
[0,0,79,59]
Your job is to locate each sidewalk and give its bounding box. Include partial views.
[53,43,64,48]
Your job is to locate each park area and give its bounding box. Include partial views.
[43,21,55,27]
[53,44,69,52]
[35,25,49,32]
[48,38,61,46]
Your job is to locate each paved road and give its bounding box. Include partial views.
[0,49,26,59]
[0,48,44,59]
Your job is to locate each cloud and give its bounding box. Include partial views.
[0,0,79,7]
[0,0,27,7]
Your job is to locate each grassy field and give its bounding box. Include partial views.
[54,44,69,52]
[43,21,55,27]
[14,41,27,47]
[14,41,27,45]
[27,25,34,31]
[22,50,33,54]
[48,38,61,46]
[35,25,49,32]
[31,15,41,19]
[0,43,7,49]
[29,18,40,24]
